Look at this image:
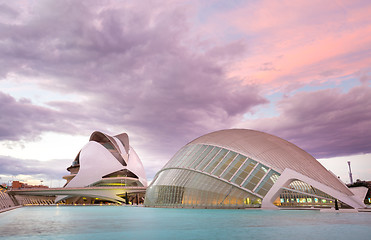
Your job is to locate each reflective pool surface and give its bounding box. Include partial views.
[0,206,371,240]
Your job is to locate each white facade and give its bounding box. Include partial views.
[56,131,147,203]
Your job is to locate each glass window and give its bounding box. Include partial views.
[255,170,280,196]
[211,151,237,176]
[172,144,201,168]
[220,154,247,181]
[182,145,209,168]
[178,144,203,168]
[230,158,257,185]
[241,164,269,191]
[190,146,214,169]
[204,149,229,173]
[145,168,264,208]
[195,147,221,171]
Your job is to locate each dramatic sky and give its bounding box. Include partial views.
[0,0,370,187]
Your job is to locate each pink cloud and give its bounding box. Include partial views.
[207,0,371,90]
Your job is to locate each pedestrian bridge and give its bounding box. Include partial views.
[9,186,147,204]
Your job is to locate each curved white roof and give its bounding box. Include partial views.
[66,131,147,187]
[66,141,125,188]
[188,129,353,196]
[57,131,147,203]
[127,146,147,187]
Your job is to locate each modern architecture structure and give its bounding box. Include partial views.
[55,131,147,204]
[144,129,366,209]
[10,131,147,205]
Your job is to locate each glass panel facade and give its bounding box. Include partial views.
[190,146,214,169]
[230,158,257,185]
[241,164,269,192]
[254,170,280,196]
[181,145,208,168]
[144,144,287,209]
[178,144,203,168]
[195,147,221,171]
[211,151,237,176]
[144,168,261,208]
[269,180,339,208]
[277,189,336,208]
[220,154,247,181]
[204,149,229,173]
[288,180,334,199]
[173,144,201,168]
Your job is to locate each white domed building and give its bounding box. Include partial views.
[56,131,147,204]
[144,129,365,209]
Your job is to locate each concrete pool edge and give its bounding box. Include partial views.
[1,205,370,214]
[0,205,22,214]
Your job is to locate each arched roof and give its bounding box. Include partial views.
[188,129,352,196]
[88,131,147,187]
[89,131,123,154]
[127,146,147,187]
[114,133,130,154]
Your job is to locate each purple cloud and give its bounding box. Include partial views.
[0,4,19,19]
[246,85,371,158]
[0,92,66,141]
[0,1,267,172]
[0,155,71,179]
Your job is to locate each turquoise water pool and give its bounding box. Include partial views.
[0,206,370,239]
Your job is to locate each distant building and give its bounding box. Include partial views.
[11,181,48,189]
[12,181,23,189]
[145,129,366,209]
